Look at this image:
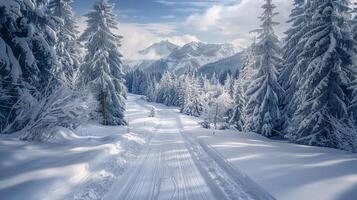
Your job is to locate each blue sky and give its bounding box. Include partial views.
[73,0,237,23]
[72,0,292,59]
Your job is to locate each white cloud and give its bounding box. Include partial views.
[118,23,163,59]
[185,5,223,31]
[185,0,292,47]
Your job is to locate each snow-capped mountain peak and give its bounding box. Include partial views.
[138,40,179,60]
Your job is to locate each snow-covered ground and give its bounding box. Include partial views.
[183,125,357,200]
[0,95,154,200]
[178,114,357,200]
[1,94,357,200]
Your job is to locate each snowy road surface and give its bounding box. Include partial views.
[104,95,271,200]
[105,117,218,199]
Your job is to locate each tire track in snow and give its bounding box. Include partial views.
[181,131,276,200]
[104,122,162,200]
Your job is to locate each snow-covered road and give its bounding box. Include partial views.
[104,95,270,200]
[106,117,217,199]
[105,96,219,199]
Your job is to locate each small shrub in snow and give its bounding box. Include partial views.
[200,120,211,129]
[149,107,156,117]
[20,85,95,141]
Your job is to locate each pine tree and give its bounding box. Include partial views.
[80,0,127,126]
[182,75,204,117]
[349,2,357,123]
[244,0,284,137]
[0,0,60,133]
[238,42,258,95]
[157,71,175,106]
[351,2,357,41]
[48,0,81,88]
[279,0,322,135]
[176,75,187,108]
[289,0,356,148]
[224,74,235,98]
[229,79,245,131]
[211,72,219,85]
[279,0,306,130]
[230,45,258,131]
[349,79,357,123]
[130,69,149,95]
[0,37,22,133]
[146,79,157,102]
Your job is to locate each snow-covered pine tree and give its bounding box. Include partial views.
[0,36,22,133]
[224,73,235,98]
[131,70,140,94]
[238,42,258,96]
[198,74,205,89]
[351,1,357,41]
[48,0,81,89]
[279,0,324,135]
[279,0,306,84]
[130,69,149,95]
[211,72,219,85]
[176,75,188,108]
[79,0,127,126]
[244,0,284,137]
[234,44,258,127]
[215,89,233,124]
[229,79,245,131]
[170,74,181,107]
[156,71,175,106]
[349,78,357,123]
[349,2,357,123]
[182,75,204,117]
[146,79,158,103]
[0,0,60,133]
[288,0,356,148]
[202,92,214,128]
[279,0,306,130]
[202,75,210,93]
[124,70,134,93]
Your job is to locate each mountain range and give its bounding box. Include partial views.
[126,40,244,76]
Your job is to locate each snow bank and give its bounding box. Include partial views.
[0,95,156,200]
[0,123,150,200]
